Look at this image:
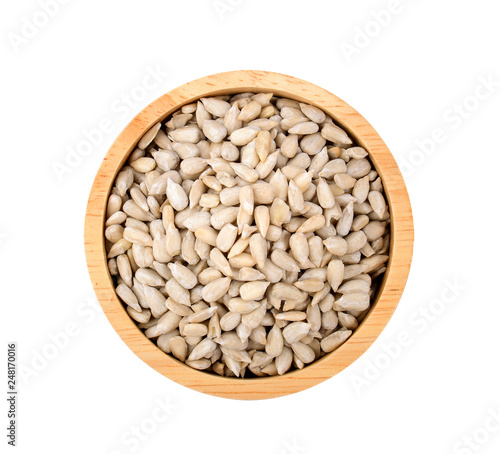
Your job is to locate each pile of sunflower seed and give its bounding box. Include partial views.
[105,92,390,377]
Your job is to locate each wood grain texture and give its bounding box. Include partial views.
[84,70,414,400]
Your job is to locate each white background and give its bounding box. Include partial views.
[2,1,500,453]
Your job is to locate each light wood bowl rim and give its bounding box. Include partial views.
[84,70,413,400]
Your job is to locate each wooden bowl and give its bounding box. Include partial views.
[84,70,413,400]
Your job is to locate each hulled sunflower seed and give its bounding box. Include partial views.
[321,122,352,146]
[283,322,311,344]
[291,342,315,364]
[201,277,231,303]
[321,330,352,353]
[265,324,284,357]
[239,281,270,301]
[169,336,188,361]
[276,346,293,375]
[270,249,300,272]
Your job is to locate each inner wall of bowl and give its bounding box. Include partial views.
[103,88,393,368]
